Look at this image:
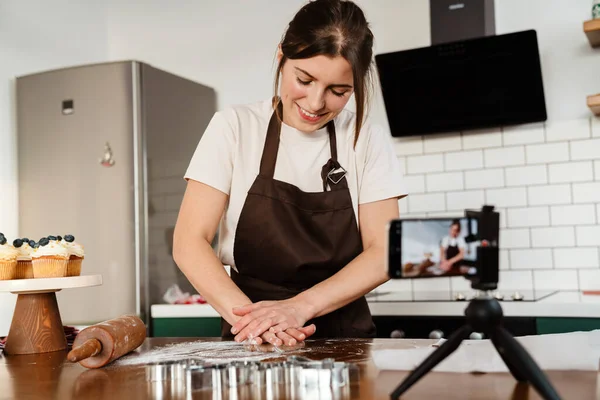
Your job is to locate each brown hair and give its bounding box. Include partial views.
[451,219,461,232]
[273,0,374,147]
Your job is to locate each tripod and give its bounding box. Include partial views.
[390,292,562,400]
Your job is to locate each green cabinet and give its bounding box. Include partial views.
[536,318,600,335]
[150,316,600,338]
[152,317,221,337]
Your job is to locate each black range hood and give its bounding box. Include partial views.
[375,30,547,138]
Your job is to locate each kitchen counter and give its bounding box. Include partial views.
[1,337,597,399]
[151,290,600,319]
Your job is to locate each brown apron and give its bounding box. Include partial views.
[221,102,376,339]
[445,241,461,272]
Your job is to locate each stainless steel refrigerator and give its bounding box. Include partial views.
[16,61,217,331]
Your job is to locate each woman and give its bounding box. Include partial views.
[439,219,466,273]
[173,0,407,347]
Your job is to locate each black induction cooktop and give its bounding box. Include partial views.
[366,290,558,303]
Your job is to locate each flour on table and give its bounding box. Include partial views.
[113,340,305,366]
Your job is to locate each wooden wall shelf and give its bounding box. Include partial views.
[584,19,600,48]
[588,94,600,115]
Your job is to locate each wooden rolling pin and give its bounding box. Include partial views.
[67,315,146,369]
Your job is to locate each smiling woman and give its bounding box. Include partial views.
[173,0,408,348]
[274,0,374,145]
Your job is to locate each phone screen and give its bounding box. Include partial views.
[387,217,479,279]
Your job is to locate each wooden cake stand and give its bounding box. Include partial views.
[0,275,102,355]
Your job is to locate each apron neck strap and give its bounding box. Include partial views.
[258,101,283,178]
[259,100,346,191]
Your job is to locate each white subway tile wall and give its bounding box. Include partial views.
[553,248,599,268]
[550,204,596,226]
[445,150,483,171]
[423,133,462,153]
[526,142,570,164]
[505,165,547,186]
[533,270,579,290]
[485,187,527,208]
[531,227,576,247]
[578,269,600,290]
[502,123,545,145]
[446,190,485,211]
[403,175,426,194]
[549,161,593,183]
[544,119,590,142]
[500,249,510,270]
[398,157,407,175]
[571,138,600,160]
[462,128,502,149]
[507,207,550,227]
[407,154,444,174]
[573,182,600,203]
[510,249,553,269]
[465,168,504,189]
[528,184,572,205]
[593,117,600,137]
[499,270,533,290]
[576,226,600,246]
[408,193,445,213]
[392,117,600,293]
[426,172,464,192]
[485,147,525,167]
[500,228,531,249]
[393,137,423,156]
[412,277,451,292]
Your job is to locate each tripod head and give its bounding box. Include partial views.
[463,205,500,292]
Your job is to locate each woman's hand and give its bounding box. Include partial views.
[230,299,315,343]
[439,260,452,271]
[256,325,317,346]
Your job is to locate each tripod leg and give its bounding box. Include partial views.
[489,334,527,381]
[492,327,562,400]
[390,325,471,400]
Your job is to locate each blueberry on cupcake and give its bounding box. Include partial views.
[14,238,34,279]
[31,236,69,278]
[0,232,18,280]
[60,234,85,277]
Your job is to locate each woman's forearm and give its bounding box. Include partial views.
[174,239,251,326]
[293,244,388,320]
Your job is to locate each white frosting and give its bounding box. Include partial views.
[0,244,18,262]
[16,242,33,261]
[32,241,70,259]
[60,240,85,258]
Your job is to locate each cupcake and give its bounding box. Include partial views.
[61,234,84,277]
[31,237,69,278]
[0,233,18,280]
[13,238,34,279]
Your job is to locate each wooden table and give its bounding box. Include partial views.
[0,338,597,399]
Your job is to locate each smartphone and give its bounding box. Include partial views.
[387,217,480,279]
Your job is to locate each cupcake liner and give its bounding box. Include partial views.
[15,260,34,279]
[67,257,83,277]
[0,260,17,280]
[32,257,68,278]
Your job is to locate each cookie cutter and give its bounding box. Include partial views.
[185,363,227,392]
[146,360,204,400]
[286,356,355,388]
[146,358,204,382]
[253,361,286,386]
[226,360,260,387]
[146,360,186,382]
[154,354,359,399]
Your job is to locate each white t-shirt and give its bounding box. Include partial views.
[440,236,467,249]
[184,99,408,269]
